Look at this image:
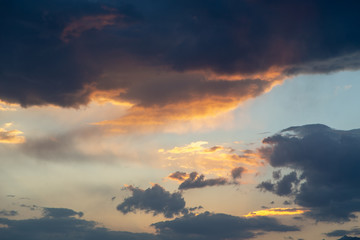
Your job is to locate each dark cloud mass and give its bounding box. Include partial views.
[117,184,186,218]
[152,211,299,240]
[1,0,360,109]
[0,207,299,240]
[258,124,360,222]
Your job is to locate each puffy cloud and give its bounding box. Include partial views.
[257,171,300,196]
[258,124,360,222]
[3,0,360,129]
[117,184,187,218]
[152,211,299,240]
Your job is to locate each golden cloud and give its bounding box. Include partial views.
[159,141,261,177]
[244,208,309,217]
[0,124,25,144]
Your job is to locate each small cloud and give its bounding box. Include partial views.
[0,210,18,217]
[244,208,309,218]
[43,207,83,218]
[117,184,187,218]
[0,126,25,144]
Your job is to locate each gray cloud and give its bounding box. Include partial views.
[257,171,300,196]
[326,227,360,237]
[178,172,229,190]
[0,206,300,240]
[117,184,186,218]
[231,167,245,180]
[152,211,299,240]
[168,171,188,181]
[43,208,83,218]
[337,236,360,240]
[0,209,156,240]
[258,124,360,222]
[0,210,18,217]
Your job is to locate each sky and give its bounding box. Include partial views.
[1,1,360,240]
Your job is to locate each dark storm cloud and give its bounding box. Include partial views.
[326,227,360,237]
[152,211,299,240]
[178,172,229,190]
[2,0,360,108]
[43,207,83,218]
[258,124,360,222]
[117,184,186,218]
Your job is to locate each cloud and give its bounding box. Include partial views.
[3,0,360,129]
[231,167,245,180]
[43,208,83,218]
[337,236,360,240]
[244,208,309,217]
[0,210,18,217]
[168,171,188,182]
[117,184,187,218]
[152,211,299,240]
[178,172,230,190]
[258,124,360,222]
[160,141,258,177]
[0,206,299,240]
[61,14,121,42]
[326,227,360,237]
[19,126,117,162]
[0,124,25,144]
[257,171,300,196]
[0,208,156,240]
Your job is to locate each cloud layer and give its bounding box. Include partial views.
[152,211,299,240]
[3,0,360,128]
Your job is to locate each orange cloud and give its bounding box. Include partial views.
[244,208,309,217]
[159,141,260,177]
[0,100,19,111]
[0,124,25,144]
[61,14,122,42]
[93,92,254,134]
